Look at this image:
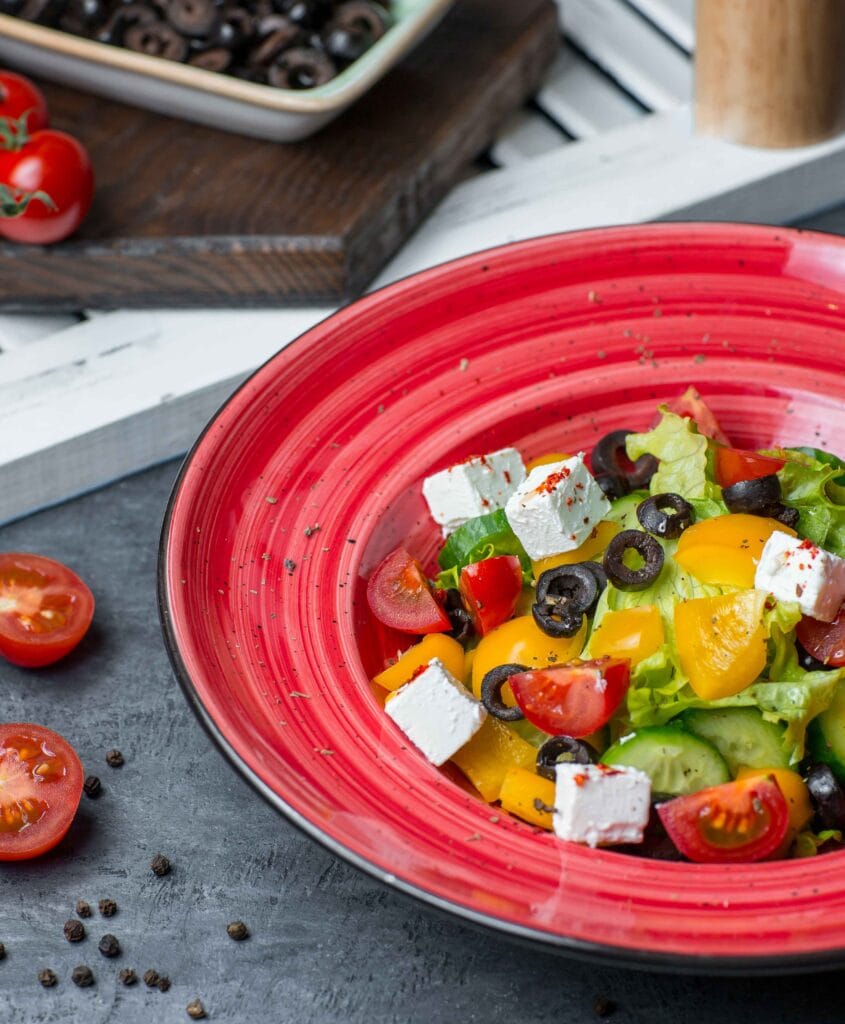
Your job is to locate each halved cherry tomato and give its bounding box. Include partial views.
[657,777,788,863]
[0,71,48,132]
[507,657,630,737]
[715,446,786,489]
[665,386,731,446]
[366,547,451,635]
[0,553,94,668]
[796,608,845,667]
[458,555,522,636]
[0,724,83,861]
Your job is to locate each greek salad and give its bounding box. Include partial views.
[366,388,845,863]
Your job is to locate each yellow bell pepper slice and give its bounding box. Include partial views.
[451,718,537,801]
[675,590,767,700]
[470,614,587,701]
[674,513,796,589]
[499,768,555,830]
[373,633,465,692]
[589,605,665,666]
[736,766,812,834]
[525,452,571,473]
[531,520,619,579]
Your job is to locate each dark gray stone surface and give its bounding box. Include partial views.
[1,461,844,1024]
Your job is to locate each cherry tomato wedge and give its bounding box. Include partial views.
[0,723,83,861]
[459,555,523,636]
[507,657,630,737]
[657,776,788,863]
[366,547,451,635]
[0,553,95,667]
[714,446,786,489]
[796,608,845,667]
[665,386,731,446]
[0,71,48,132]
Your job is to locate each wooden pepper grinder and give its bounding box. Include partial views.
[696,0,845,147]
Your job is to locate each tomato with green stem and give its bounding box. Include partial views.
[0,71,48,132]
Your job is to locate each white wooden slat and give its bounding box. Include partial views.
[490,108,569,166]
[624,0,695,52]
[379,105,845,286]
[561,0,693,110]
[536,43,644,139]
[0,313,79,350]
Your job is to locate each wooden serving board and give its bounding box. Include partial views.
[0,0,557,310]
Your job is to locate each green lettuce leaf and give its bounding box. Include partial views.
[794,829,843,857]
[762,448,845,556]
[434,509,531,589]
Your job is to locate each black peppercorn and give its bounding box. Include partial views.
[71,965,95,988]
[98,934,121,958]
[143,969,161,988]
[119,967,138,986]
[157,975,172,992]
[75,900,93,918]
[83,775,101,798]
[105,749,124,768]
[38,968,58,988]
[187,998,207,1019]
[150,854,172,877]
[226,920,249,941]
[594,997,616,1018]
[64,919,86,943]
[0,943,6,960]
[98,898,118,917]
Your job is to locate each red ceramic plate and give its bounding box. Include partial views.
[160,224,845,973]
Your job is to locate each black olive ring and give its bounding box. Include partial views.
[536,735,597,781]
[442,588,474,643]
[602,529,665,591]
[480,664,527,722]
[532,562,606,638]
[636,492,694,539]
[591,429,658,496]
[722,473,799,528]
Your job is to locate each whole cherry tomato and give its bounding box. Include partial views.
[0,71,48,132]
[0,128,93,245]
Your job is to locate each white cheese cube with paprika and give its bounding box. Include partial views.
[422,448,526,535]
[504,453,611,560]
[754,532,845,622]
[553,763,651,847]
[384,657,487,766]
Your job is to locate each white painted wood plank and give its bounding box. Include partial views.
[379,105,845,285]
[561,0,692,110]
[490,108,568,166]
[0,313,79,350]
[625,0,695,52]
[536,43,644,138]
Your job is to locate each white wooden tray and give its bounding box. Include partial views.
[5,0,845,523]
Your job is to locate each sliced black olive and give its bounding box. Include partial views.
[536,735,596,781]
[595,472,630,499]
[331,0,391,40]
[98,3,159,44]
[213,6,255,48]
[0,0,25,15]
[804,763,845,830]
[166,0,217,34]
[189,45,232,69]
[125,21,188,58]
[480,664,527,722]
[282,0,332,28]
[251,24,299,64]
[532,562,604,638]
[442,588,474,644]
[722,474,782,516]
[773,504,800,529]
[591,429,658,492]
[636,492,694,539]
[268,45,336,87]
[797,641,836,672]
[603,529,664,591]
[323,23,371,62]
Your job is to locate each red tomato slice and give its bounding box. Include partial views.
[0,71,48,132]
[0,724,83,861]
[796,608,845,667]
[508,657,630,737]
[366,547,451,635]
[459,555,523,636]
[715,446,786,489]
[665,386,731,446]
[0,553,94,668]
[657,777,788,863]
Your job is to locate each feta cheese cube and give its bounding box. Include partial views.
[422,448,526,534]
[384,658,487,766]
[504,453,611,560]
[553,763,651,847]
[754,532,845,622]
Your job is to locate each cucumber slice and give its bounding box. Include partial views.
[605,491,650,532]
[602,725,729,796]
[808,683,845,783]
[681,707,788,774]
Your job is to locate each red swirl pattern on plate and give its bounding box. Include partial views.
[160,224,845,971]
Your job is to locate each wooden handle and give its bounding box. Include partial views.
[696,0,845,148]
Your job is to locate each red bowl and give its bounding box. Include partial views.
[159,223,845,973]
